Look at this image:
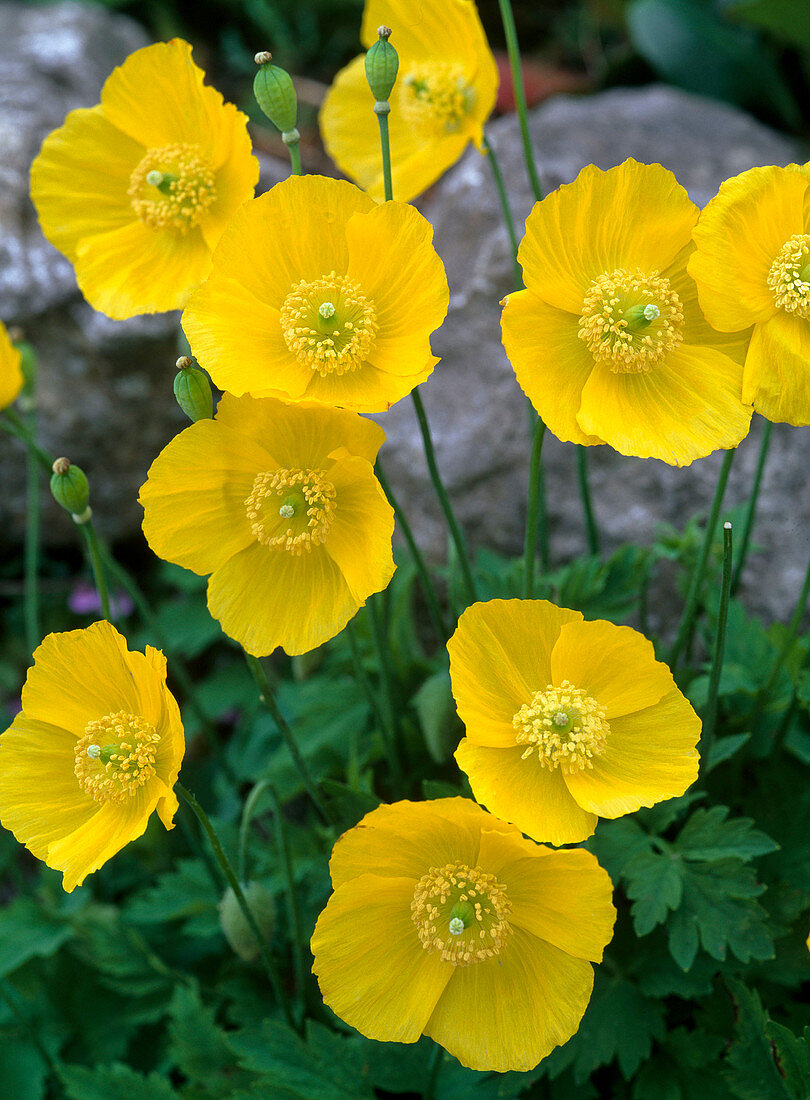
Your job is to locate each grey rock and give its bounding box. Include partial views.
[375,85,808,626]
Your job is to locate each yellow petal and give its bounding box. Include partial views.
[550,619,674,719]
[518,161,697,313]
[742,311,810,426]
[325,456,395,602]
[454,740,597,845]
[311,873,452,1043]
[689,165,807,330]
[565,688,700,817]
[140,419,272,576]
[500,291,605,446]
[139,646,185,798]
[0,324,23,411]
[477,829,616,962]
[302,360,434,412]
[448,600,583,749]
[207,542,357,657]
[425,928,594,1073]
[576,344,752,466]
[329,797,488,889]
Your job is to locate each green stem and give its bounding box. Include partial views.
[287,139,302,176]
[346,620,389,744]
[700,522,733,778]
[238,779,272,883]
[24,407,41,652]
[1,409,52,471]
[268,784,307,1020]
[367,597,405,788]
[753,549,810,711]
[79,520,112,623]
[411,390,477,605]
[669,447,736,673]
[176,782,296,1029]
[523,417,547,598]
[731,418,773,595]
[375,460,448,640]
[482,132,521,288]
[497,0,543,201]
[376,108,394,201]
[244,652,334,830]
[577,447,600,556]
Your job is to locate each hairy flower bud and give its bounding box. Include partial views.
[254,53,298,136]
[218,882,276,962]
[365,27,399,104]
[50,458,91,519]
[173,359,213,421]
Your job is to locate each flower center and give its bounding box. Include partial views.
[244,467,336,554]
[398,62,477,135]
[280,272,377,377]
[128,143,216,232]
[578,268,684,373]
[411,861,511,966]
[767,234,810,318]
[74,711,159,803]
[513,681,609,773]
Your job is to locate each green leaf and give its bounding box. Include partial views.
[729,0,810,52]
[725,978,794,1099]
[168,983,240,1092]
[586,817,652,881]
[676,806,779,862]
[765,1022,810,1100]
[633,1026,733,1100]
[624,850,683,935]
[412,669,460,763]
[0,1039,49,1100]
[319,779,380,830]
[60,1064,179,1100]
[0,898,72,979]
[125,858,220,939]
[705,733,751,773]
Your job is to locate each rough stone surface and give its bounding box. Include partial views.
[375,85,808,626]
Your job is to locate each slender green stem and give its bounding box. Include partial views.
[244,652,334,830]
[376,109,394,201]
[700,522,733,778]
[411,390,477,605]
[79,520,112,623]
[287,139,302,176]
[1,409,52,470]
[23,407,41,652]
[346,620,389,742]
[176,782,296,1029]
[367,597,405,788]
[773,693,798,755]
[497,0,543,201]
[238,779,272,883]
[482,132,521,288]
[669,447,736,672]
[731,418,773,595]
[577,447,600,556]
[375,460,448,640]
[268,784,307,1019]
[754,549,810,711]
[523,417,547,598]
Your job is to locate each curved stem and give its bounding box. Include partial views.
[577,447,600,557]
[367,597,405,788]
[700,522,733,778]
[411,390,477,606]
[79,520,112,623]
[497,0,543,201]
[238,778,273,883]
[731,418,772,594]
[268,784,307,1020]
[176,782,296,1030]
[669,447,736,673]
[346,620,389,745]
[24,406,41,652]
[523,416,547,597]
[482,132,521,289]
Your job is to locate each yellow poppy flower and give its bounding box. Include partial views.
[139,394,395,656]
[0,621,184,892]
[319,0,498,203]
[182,175,448,413]
[501,159,753,466]
[688,163,810,426]
[30,39,258,320]
[0,322,23,410]
[448,599,701,846]
[311,797,616,1072]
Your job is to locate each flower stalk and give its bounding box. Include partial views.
[523,416,547,597]
[731,417,772,594]
[577,446,600,557]
[700,521,733,777]
[497,0,543,201]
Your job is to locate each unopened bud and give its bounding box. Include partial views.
[218,882,276,962]
[254,54,298,134]
[51,458,90,517]
[365,27,399,103]
[174,360,213,421]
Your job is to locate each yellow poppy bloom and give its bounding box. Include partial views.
[448,599,701,846]
[688,163,810,426]
[182,175,448,413]
[30,39,258,320]
[0,322,23,410]
[139,394,395,656]
[0,621,184,892]
[501,159,753,466]
[319,0,498,203]
[311,797,616,1072]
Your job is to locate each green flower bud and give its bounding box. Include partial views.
[365,26,399,104]
[253,52,298,135]
[218,882,276,962]
[174,357,213,421]
[50,458,91,521]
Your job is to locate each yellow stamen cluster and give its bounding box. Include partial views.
[412,861,511,966]
[74,711,159,804]
[129,143,216,231]
[579,268,684,372]
[513,680,609,773]
[280,272,377,377]
[245,467,336,554]
[398,62,477,135]
[767,234,810,319]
